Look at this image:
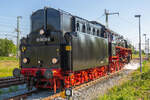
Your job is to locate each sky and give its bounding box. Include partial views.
[0,0,150,50]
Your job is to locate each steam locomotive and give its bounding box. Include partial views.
[13,7,132,93]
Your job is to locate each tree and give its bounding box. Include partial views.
[0,38,16,56]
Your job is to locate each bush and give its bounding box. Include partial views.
[0,38,16,56]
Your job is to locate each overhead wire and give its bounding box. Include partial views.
[94,13,141,47]
[0,15,29,21]
[0,16,29,42]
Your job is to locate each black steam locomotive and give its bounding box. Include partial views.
[13,7,132,92]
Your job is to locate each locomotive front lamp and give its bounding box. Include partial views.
[52,58,58,64]
[39,29,45,35]
[38,60,41,64]
[38,60,43,65]
[23,58,28,64]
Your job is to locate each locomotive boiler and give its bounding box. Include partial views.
[13,7,132,93]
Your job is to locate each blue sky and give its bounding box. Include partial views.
[0,0,150,49]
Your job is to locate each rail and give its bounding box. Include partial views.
[0,77,25,89]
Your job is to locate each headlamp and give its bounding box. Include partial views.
[23,58,29,64]
[39,29,45,35]
[38,60,41,64]
[52,58,58,64]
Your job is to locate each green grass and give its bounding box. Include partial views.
[98,60,150,100]
[0,57,19,77]
[0,56,18,61]
[132,53,146,59]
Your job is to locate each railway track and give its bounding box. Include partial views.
[43,69,127,100]
[0,77,25,89]
[4,89,38,100]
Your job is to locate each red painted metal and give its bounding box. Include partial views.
[116,46,132,64]
[21,68,63,78]
[63,66,108,88]
[21,68,64,91]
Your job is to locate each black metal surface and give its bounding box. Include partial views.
[21,8,110,71]
[21,45,60,68]
[109,43,116,57]
[31,9,44,33]
[21,8,62,68]
[31,8,61,33]
[71,32,109,71]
